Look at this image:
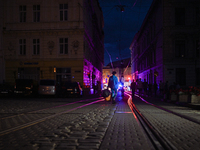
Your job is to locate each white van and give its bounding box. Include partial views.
[38,79,56,96]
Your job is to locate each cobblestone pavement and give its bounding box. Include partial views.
[29,96,154,150]
[32,102,117,150]
[1,94,200,150]
[99,97,155,150]
[0,95,155,150]
[0,96,102,150]
[0,96,100,132]
[133,94,200,150]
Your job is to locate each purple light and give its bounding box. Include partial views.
[29,97,104,113]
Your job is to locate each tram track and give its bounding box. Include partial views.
[126,92,174,150]
[0,97,105,136]
[1,93,200,149]
[0,97,103,120]
[126,91,200,150]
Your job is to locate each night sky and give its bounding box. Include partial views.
[98,0,153,66]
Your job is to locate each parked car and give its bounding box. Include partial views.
[14,79,38,97]
[61,81,83,97]
[0,82,13,97]
[38,79,57,96]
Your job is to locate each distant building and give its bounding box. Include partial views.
[130,0,200,87]
[103,58,132,89]
[1,0,104,94]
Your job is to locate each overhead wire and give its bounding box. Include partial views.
[101,0,149,68]
[118,0,121,5]
[131,0,138,9]
[103,6,116,19]
[105,48,114,69]
[118,0,139,75]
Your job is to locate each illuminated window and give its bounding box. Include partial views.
[33,5,40,22]
[33,39,40,55]
[19,5,26,22]
[60,4,68,21]
[19,39,26,55]
[59,38,68,54]
[83,66,90,87]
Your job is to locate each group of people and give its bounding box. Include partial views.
[130,79,169,99]
[107,71,173,103]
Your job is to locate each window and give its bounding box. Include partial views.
[33,5,40,22]
[19,39,26,55]
[176,68,186,86]
[19,5,26,22]
[175,7,185,25]
[175,40,185,57]
[59,4,68,21]
[56,68,71,82]
[33,39,40,55]
[56,68,71,73]
[59,38,68,54]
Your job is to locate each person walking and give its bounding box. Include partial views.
[130,79,136,100]
[108,71,118,104]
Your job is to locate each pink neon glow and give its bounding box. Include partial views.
[126,93,139,120]
[117,111,132,113]
[134,94,156,106]
[134,94,173,111]
[64,99,105,113]
[29,97,104,113]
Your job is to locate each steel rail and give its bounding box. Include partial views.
[0,97,105,136]
[0,97,104,120]
[134,93,200,125]
[125,92,176,150]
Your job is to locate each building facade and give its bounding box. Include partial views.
[103,58,132,89]
[1,0,104,94]
[130,0,200,87]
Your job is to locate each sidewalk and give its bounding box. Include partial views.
[137,92,200,110]
[134,92,200,124]
[99,95,155,150]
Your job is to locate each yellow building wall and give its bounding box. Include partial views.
[5,59,84,85]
